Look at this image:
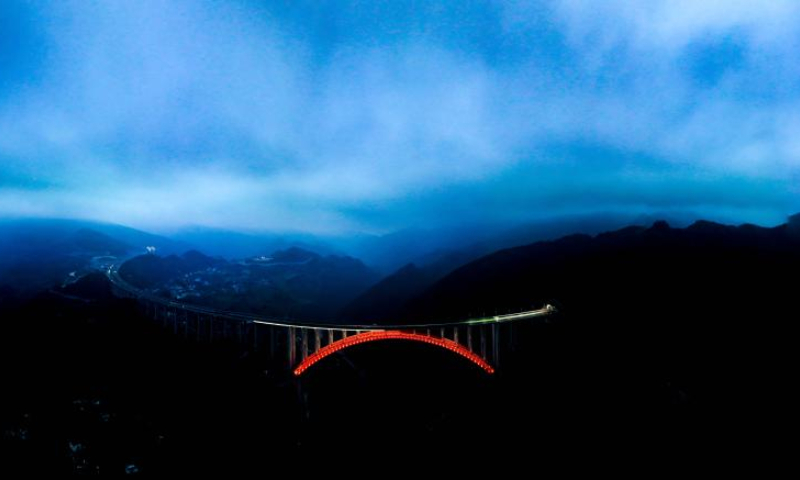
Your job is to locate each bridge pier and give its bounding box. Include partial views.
[269,326,276,357]
[480,325,487,360]
[108,268,555,377]
[288,327,296,367]
[196,313,202,343]
[510,324,515,353]
[182,309,189,340]
[491,323,499,368]
[136,303,537,377]
[301,329,309,360]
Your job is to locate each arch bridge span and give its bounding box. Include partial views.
[106,265,556,376]
[293,330,496,376]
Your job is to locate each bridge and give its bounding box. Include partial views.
[107,265,555,377]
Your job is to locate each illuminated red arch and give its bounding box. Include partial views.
[294,330,495,376]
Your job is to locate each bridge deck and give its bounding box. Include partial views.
[107,265,555,331]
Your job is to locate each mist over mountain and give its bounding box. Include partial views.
[0,219,185,295]
[0,211,766,318]
[0,219,186,258]
[167,227,342,260]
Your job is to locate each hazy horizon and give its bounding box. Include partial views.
[3,1,800,233]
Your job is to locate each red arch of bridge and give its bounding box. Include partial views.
[293,330,495,376]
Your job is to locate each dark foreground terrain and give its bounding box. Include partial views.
[0,288,548,474]
[0,291,300,475]
[1,217,795,473]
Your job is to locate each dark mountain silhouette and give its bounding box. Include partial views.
[180,249,220,269]
[1,216,792,469]
[339,263,441,322]
[339,212,701,320]
[118,250,223,288]
[118,247,379,321]
[334,211,699,274]
[169,226,339,259]
[270,246,319,263]
[60,271,115,301]
[359,217,796,442]
[400,217,800,322]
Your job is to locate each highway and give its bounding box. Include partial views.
[107,264,555,331]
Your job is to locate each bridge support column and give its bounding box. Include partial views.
[467,327,473,351]
[269,326,276,358]
[314,329,321,354]
[288,327,296,367]
[301,329,309,360]
[491,323,499,368]
[183,309,189,340]
[480,325,487,360]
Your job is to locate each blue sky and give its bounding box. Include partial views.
[1,0,799,233]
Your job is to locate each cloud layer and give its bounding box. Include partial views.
[1,0,799,232]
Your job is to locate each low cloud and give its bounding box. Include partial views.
[0,0,798,232]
